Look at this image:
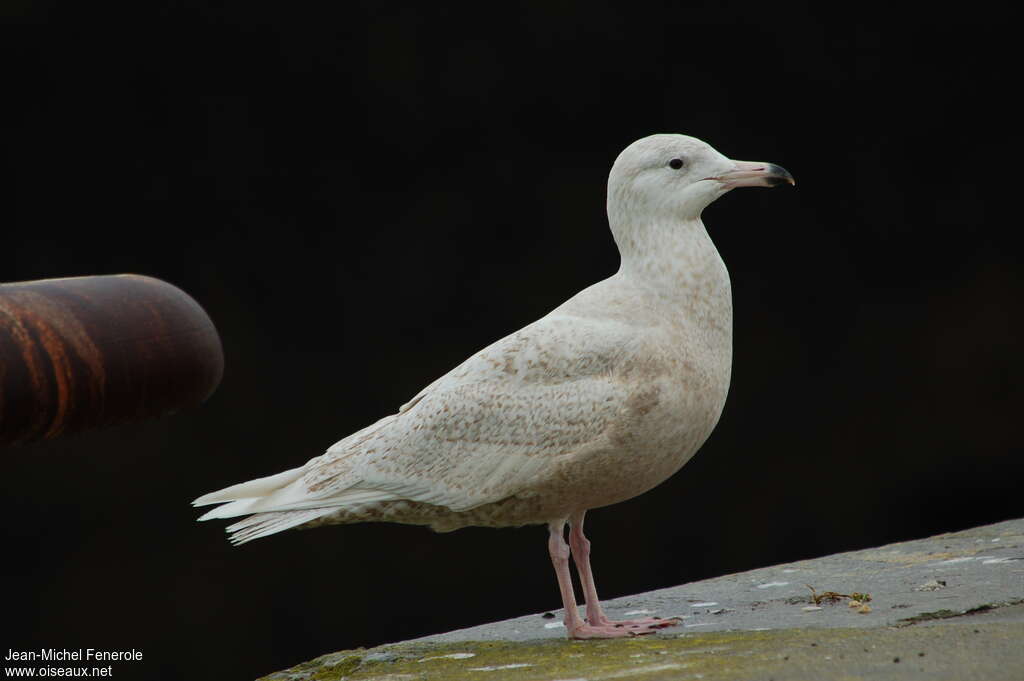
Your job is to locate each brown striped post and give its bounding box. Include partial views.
[0,274,224,447]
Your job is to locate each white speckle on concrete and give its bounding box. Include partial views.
[802,606,823,612]
[782,568,799,573]
[608,664,686,677]
[544,621,566,629]
[419,652,476,662]
[992,538,1002,542]
[756,581,790,589]
[684,622,710,627]
[982,557,1016,564]
[932,556,975,566]
[623,609,654,616]
[691,602,717,607]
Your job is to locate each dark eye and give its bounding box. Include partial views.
[668,158,684,170]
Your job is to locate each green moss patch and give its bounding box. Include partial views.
[259,621,1024,681]
[259,629,836,681]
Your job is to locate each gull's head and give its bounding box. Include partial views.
[607,134,794,226]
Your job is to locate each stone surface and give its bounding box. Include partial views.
[420,517,1024,642]
[259,518,1024,680]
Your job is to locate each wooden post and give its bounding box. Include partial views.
[0,274,224,446]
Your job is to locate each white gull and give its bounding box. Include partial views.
[193,133,793,639]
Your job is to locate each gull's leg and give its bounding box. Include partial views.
[548,520,634,639]
[567,511,680,632]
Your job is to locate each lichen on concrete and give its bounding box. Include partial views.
[258,621,1024,681]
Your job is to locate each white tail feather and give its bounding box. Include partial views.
[194,463,404,545]
[192,466,306,507]
[197,497,262,521]
[238,486,398,516]
[226,508,337,545]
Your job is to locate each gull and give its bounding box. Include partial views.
[193,134,794,639]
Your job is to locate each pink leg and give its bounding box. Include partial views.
[567,511,680,632]
[547,520,636,639]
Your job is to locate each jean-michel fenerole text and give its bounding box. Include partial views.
[5,649,142,662]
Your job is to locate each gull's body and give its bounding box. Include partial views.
[194,134,793,638]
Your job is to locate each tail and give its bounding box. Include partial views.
[224,508,337,545]
[193,466,334,545]
[193,464,402,545]
[193,466,307,510]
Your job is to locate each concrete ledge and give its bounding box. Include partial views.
[259,518,1023,680]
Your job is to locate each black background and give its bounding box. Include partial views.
[2,3,1019,680]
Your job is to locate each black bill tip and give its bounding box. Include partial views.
[765,163,795,187]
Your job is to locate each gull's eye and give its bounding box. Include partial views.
[668,158,684,170]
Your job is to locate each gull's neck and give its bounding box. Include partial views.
[615,217,730,303]
[610,215,732,360]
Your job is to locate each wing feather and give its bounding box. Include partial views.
[297,312,639,511]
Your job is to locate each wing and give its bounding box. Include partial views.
[292,310,645,513]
